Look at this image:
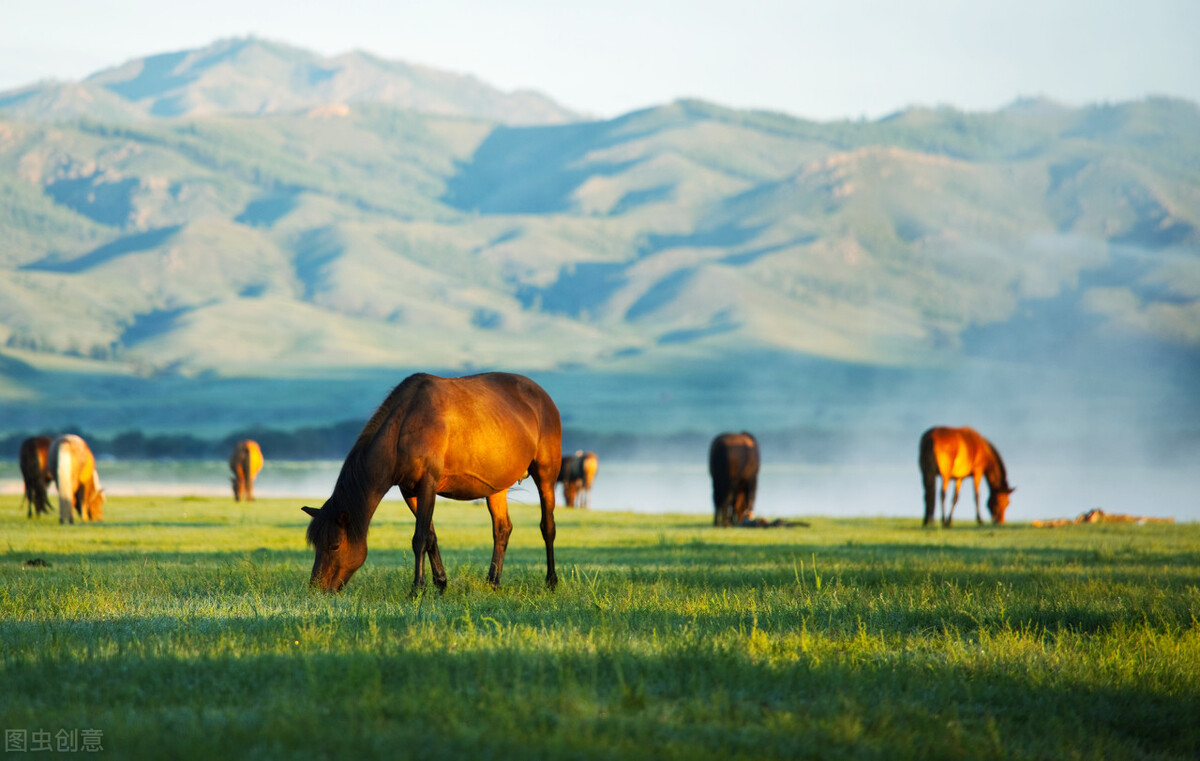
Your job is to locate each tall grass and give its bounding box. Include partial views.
[1,496,1197,759]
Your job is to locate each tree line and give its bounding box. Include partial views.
[3,423,855,463]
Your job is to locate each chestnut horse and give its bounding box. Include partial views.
[303,372,562,593]
[19,436,53,518]
[47,434,105,524]
[710,432,760,526]
[919,426,1013,527]
[558,451,598,508]
[229,439,264,501]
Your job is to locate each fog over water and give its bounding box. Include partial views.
[3,457,1195,524]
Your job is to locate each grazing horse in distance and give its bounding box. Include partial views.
[710,432,760,526]
[303,372,562,594]
[229,439,264,501]
[919,426,1014,527]
[47,434,105,524]
[557,451,599,508]
[19,436,53,518]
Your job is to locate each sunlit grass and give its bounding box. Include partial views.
[1,495,1198,759]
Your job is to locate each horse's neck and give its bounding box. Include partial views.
[984,456,1006,490]
[333,442,395,534]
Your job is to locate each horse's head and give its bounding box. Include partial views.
[83,487,106,521]
[988,487,1014,524]
[303,504,367,592]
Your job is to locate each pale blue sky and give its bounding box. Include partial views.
[2,0,1197,120]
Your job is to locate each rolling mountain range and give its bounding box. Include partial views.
[1,37,1198,442]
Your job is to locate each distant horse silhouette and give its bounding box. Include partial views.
[303,372,562,593]
[710,432,760,526]
[47,434,105,524]
[919,426,1013,527]
[558,451,598,508]
[19,436,53,518]
[229,439,264,501]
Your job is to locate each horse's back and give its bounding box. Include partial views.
[247,440,264,476]
[386,372,562,496]
[400,373,558,435]
[710,432,760,480]
[49,435,93,482]
[232,439,263,477]
[19,436,51,481]
[923,426,990,478]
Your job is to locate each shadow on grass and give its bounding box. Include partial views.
[0,617,1195,760]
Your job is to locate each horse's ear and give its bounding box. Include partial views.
[301,506,320,518]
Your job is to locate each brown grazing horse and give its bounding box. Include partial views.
[919,426,1013,527]
[46,434,105,524]
[229,439,264,501]
[303,372,562,593]
[19,436,53,518]
[557,451,598,508]
[710,432,760,526]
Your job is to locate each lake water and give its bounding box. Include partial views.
[2,459,1196,523]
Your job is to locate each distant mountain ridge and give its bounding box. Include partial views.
[0,37,580,125]
[0,40,1198,440]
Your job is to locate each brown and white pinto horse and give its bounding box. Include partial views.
[19,435,53,518]
[557,451,598,508]
[303,372,562,593]
[919,426,1013,527]
[229,439,264,501]
[47,434,106,524]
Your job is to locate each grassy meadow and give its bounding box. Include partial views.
[1,494,1198,760]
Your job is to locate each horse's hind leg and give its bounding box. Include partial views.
[403,490,447,591]
[743,477,758,522]
[529,460,558,590]
[485,491,514,588]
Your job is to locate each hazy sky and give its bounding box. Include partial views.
[2,0,1197,121]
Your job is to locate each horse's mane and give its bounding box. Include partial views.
[987,440,1010,490]
[306,374,434,548]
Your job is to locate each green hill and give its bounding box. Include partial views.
[0,41,1197,444]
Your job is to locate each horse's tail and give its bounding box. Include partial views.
[55,442,75,524]
[19,441,51,517]
[919,429,937,526]
[709,439,733,526]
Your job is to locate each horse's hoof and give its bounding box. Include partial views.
[545,574,558,591]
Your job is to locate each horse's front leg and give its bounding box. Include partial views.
[945,478,962,527]
[410,477,438,593]
[403,490,447,591]
[972,474,983,524]
[485,490,513,588]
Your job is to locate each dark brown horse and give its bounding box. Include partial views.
[229,439,263,501]
[303,372,562,593]
[557,450,598,508]
[19,436,53,518]
[919,426,1013,527]
[710,432,760,526]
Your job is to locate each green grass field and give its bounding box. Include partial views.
[1,495,1197,760]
